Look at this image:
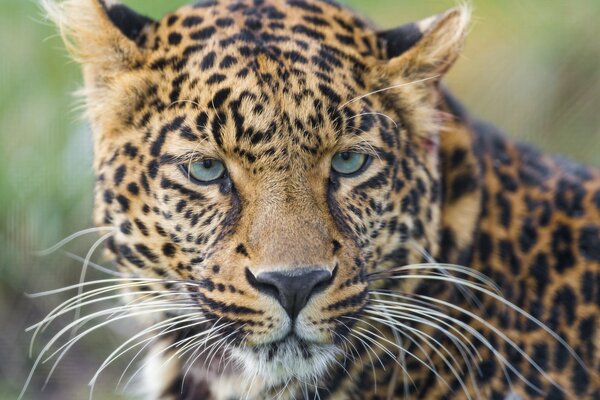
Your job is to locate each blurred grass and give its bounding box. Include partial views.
[0,0,598,398]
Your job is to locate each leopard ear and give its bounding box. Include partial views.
[377,6,470,80]
[42,0,155,75]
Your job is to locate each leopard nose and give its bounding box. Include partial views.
[246,268,334,319]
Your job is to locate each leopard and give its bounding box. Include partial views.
[30,0,600,399]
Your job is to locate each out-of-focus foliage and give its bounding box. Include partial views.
[0,0,598,398]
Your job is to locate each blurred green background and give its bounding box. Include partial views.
[1,0,599,398]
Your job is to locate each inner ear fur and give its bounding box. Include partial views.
[42,0,155,73]
[377,5,471,80]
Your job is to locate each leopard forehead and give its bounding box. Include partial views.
[111,0,387,172]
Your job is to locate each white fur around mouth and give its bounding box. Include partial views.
[230,335,339,388]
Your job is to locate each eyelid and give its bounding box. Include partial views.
[159,152,220,165]
[336,145,381,161]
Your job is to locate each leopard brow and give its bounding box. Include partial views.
[158,152,215,166]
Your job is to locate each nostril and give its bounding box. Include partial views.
[246,267,334,319]
[245,268,280,299]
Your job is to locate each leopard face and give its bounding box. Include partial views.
[40,0,467,388]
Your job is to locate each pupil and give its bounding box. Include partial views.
[341,152,351,161]
[203,160,213,169]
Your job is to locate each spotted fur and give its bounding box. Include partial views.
[39,0,600,399]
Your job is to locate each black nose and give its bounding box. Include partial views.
[246,268,334,319]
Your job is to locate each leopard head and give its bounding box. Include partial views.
[45,0,469,389]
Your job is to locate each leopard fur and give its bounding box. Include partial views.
[40,0,600,399]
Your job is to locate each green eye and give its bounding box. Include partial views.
[183,159,226,183]
[331,152,369,176]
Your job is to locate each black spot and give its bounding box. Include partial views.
[579,225,600,261]
[581,271,595,304]
[287,0,322,13]
[292,24,325,40]
[127,182,139,195]
[476,359,496,382]
[179,125,198,141]
[200,51,216,70]
[551,224,576,273]
[123,143,138,159]
[211,88,232,109]
[572,362,589,395]
[554,334,570,371]
[168,32,182,45]
[335,33,355,46]
[212,265,221,273]
[207,73,227,85]
[120,221,132,235]
[449,173,478,202]
[135,244,159,263]
[190,26,216,40]
[235,243,249,257]
[498,240,521,276]
[162,243,177,257]
[553,285,577,325]
[578,315,595,344]
[555,179,585,217]
[219,55,237,68]
[531,343,548,371]
[113,165,126,186]
[118,244,145,268]
[182,16,204,27]
[245,18,262,30]
[116,195,130,211]
[476,232,495,267]
[518,218,537,253]
[529,253,549,296]
[216,17,234,27]
[151,116,186,157]
[166,15,178,27]
[495,193,512,228]
[303,15,329,27]
[318,84,341,105]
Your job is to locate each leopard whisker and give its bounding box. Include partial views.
[366,297,482,363]
[19,304,193,400]
[179,317,227,369]
[367,294,516,393]
[71,231,117,336]
[338,75,441,109]
[364,312,476,400]
[409,244,488,310]
[121,321,232,392]
[368,263,501,294]
[204,325,245,374]
[89,314,207,395]
[114,315,212,389]
[350,320,433,391]
[371,291,549,395]
[375,271,585,370]
[63,251,132,277]
[35,226,116,257]
[345,330,379,394]
[43,304,199,382]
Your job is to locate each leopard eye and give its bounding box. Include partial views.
[331,152,369,176]
[182,159,226,183]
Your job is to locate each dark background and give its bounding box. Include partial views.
[1,0,599,398]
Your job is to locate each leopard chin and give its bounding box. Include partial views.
[230,335,340,388]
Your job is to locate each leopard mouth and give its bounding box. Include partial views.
[230,334,339,387]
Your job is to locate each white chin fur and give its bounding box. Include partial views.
[230,338,339,388]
